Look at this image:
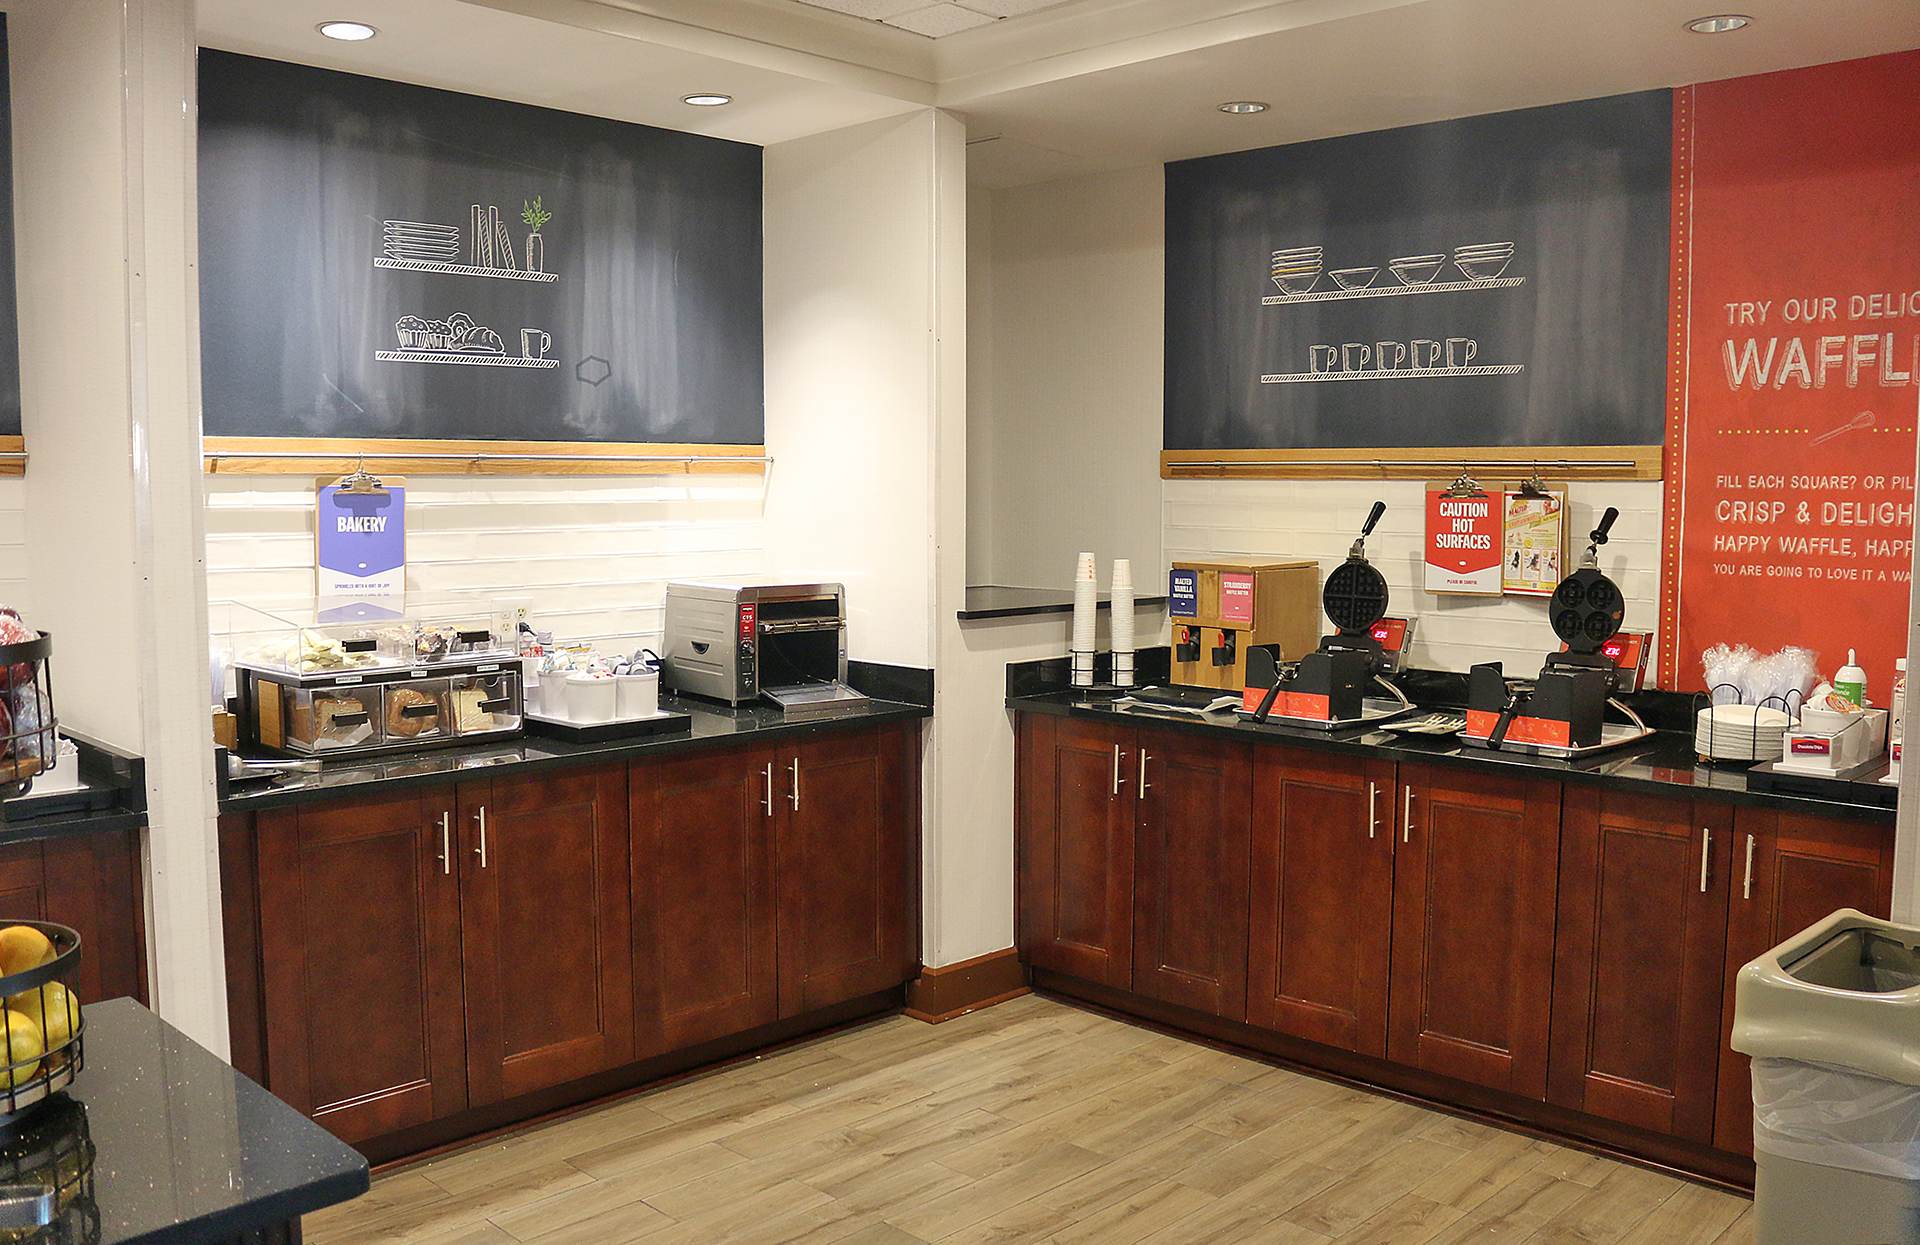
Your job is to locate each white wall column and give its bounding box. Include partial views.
[13,0,225,1052]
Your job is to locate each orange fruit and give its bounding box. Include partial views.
[0,927,52,977]
[0,1010,43,1087]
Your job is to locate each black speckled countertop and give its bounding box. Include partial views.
[221,692,932,812]
[30,997,367,1244]
[1010,690,1896,825]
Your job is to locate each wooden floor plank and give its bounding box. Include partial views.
[305,997,1753,1245]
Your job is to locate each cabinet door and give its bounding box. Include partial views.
[459,764,633,1105]
[1247,749,1395,1055]
[1132,729,1251,1019]
[1550,787,1730,1142]
[630,746,778,1055]
[256,793,466,1143]
[1016,714,1135,987]
[1389,763,1561,1100]
[775,724,913,1015]
[0,831,146,1008]
[1713,809,1894,1154]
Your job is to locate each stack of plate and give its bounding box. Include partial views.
[1453,241,1515,281]
[383,220,461,262]
[1695,703,1791,761]
[1270,246,1323,295]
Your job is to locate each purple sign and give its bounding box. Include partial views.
[317,484,405,599]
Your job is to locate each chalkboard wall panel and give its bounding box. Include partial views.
[198,51,762,448]
[0,15,21,446]
[1165,91,1670,461]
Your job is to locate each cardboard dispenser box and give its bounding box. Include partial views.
[1168,558,1320,690]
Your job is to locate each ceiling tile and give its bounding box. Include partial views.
[887,4,998,37]
[791,0,924,19]
[960,0,1073,16]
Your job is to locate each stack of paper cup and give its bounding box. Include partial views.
[1071,551,1098,687]
[1110,559,1135,688]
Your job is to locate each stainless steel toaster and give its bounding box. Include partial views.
[661,580,852,707]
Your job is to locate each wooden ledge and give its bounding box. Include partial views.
[1162,445,1663,481]
[203,437,768,477]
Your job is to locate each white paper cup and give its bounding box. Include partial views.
[564,674,617,724]
[616,672,659,719]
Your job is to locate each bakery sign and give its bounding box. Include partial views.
[317,476,406,600]
[1424,486,1504,594]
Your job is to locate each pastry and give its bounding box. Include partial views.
[296,696,373,747]
[387,688,443,738]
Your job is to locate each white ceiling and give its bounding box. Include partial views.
[195,0,1920,187]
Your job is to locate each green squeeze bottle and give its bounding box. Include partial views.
[1834,649,1867,707]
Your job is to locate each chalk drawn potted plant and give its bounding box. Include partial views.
[521,197,552,274]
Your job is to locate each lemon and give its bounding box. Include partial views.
[0,927,52,978]
[7,983,77,1052]
[0,1010,44,1087]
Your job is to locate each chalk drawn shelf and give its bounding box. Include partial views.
[374,257,558,283]
[375,350,561,368]
[1260,365,1526,384]
[1260,276,1525,306]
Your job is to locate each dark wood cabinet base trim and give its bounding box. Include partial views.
[1030,969,1757,1194]
[362,987,905,1169]
[904,948,1030,1023]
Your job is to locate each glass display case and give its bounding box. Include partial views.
[225,602,522,758]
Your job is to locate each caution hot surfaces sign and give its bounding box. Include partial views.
[1425,488,1504,595]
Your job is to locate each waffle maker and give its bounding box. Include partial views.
[1461,506,1653,756]
[1242,502,1415,730]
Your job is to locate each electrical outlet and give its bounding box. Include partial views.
[492,596,532,651]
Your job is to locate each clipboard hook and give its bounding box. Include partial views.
[1518,464,1550,498]
[1441,465,1484,498]
[336,456,388,496]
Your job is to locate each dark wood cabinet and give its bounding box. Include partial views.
[457,765,633,1105]
[1551,786,1731,1142]
[1247,748,1395,1055]
[0,830,147,1009]
[773,724,915,1016]
[1017,714,1136,987]
[1388,762,1561,1100]
[1131,730,1250,1019]
[255,792,467,1144]
[629,747,779,1054]
[1712,808,1895,1155]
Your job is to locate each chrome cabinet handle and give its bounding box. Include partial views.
[1111,745,1122,797]
[475,807,488,868]
[1402,788,1414,844]
[438,812,452,875]
[789,757,801,811]
[1743,833,1756,900]
[763,762,774,816]
[1366,781,1378,839]
[1138,751,1150,799]
[1699,827,1711,893]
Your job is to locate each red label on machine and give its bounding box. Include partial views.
[1790,736,1833,756]
[739,603,756,640]
[1283,691,1332,721]
[1464,709,1572,748]
[1371,618,1408,652]
[1219,573,1255,624]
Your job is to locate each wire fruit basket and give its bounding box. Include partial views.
[0,924,84,1131]
[0,1094,97,1243]
[0,632,57,801]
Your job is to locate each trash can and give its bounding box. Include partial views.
[1733,908,1920,1245]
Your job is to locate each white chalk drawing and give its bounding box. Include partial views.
[1260,337,1523,383]
[370,208,559,283]
[378,311,560,369]
[1261,243,1523,304]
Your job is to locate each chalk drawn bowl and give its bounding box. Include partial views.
[1272,272,1320,295]
[1328,267,1380,291]
[1388,254,1445,285]
[1454,253,1514,282]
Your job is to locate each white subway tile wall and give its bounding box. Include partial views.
[204,474,770,653]
[0,480,24,613]
[1163,477,1667,683]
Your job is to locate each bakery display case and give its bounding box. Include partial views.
[225,603,522,758]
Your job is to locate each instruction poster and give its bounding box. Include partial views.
[1661,52,1920,688]
[1502,490,1566,595]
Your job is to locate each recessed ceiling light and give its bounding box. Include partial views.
[1219,101,1269,115]
[682,93,733,107]
[1686,14,1751,33]
[316,21,377,41]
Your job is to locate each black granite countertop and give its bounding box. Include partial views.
[1010,690,1897,825]
[221,692,932,812]
[23,997,367,1244]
